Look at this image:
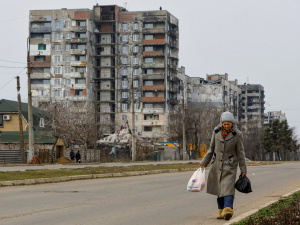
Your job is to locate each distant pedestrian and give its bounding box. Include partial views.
[76,151,81,163]
[70,149,75,161]
[199,111,247,221]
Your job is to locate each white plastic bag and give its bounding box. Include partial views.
[187,168,206,192]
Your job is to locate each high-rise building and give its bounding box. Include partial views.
[29,5,179,141]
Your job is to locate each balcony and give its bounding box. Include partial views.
[70,27,87,32]
[169,98,178,105]
[142,97,165,102]
[143,85,165,91]
[142,28,165,34]
[71,38,88,43]
[70,61,87,67]
[30,73,51,79]
[70,72,86,78]
[66,96,87,101]
[143,39,165,45]
[142,120,164,126]
[30,27,51,33]
[71,49,86,55]
[142,62,165,68]
[142,108,164,114]
[143,74,164,80]
[143,51,164,57]
[169,29,179,37]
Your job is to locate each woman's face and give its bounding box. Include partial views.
[222,122,233,131]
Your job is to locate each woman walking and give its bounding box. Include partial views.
[199,111,247,220]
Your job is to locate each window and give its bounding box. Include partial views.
[64,44,71,51]
[133,57,139,65]
[76,20,86,26]
[55,21,61,28]
[133,69,139,75]
[144,103,153,108]
[122,115,127,121]
[122,35,128,42]
[75,89,83,96]
[65,33,71,39]
[145,35,154,40]
[144,126,152,131]
[76,33,86,38]
[55,33,61,40]
[144,92,153,97]
[145,58,153,63]
[145,69,153,74]
[44,68,50,73]
[77,44,86,50]
[76,67,86,73]
[65,67,71,74]
[145,81,153,85]
[65,21,71,28]
[76,55,86,61]
[134,103,139,110]
[64,89,70,97]
[0,116,3,127]
[38,90,47,96]
[144,23,153,29]
[122,69,128,76]
[75,78,85,84]
[133,34,139,41]
[39,118,45,128]
[38,44,46,50]
[54,79,60,85]
[65,79,71,85]
[145,46,153,51]
[135,115,138,121]
[122,46,129,54]
[54,90,60,97]
[65,56,71,62]
[122,91,128,98]
[122,103,128,110]
[31,79,50,84]
[54,67,61,74]
[133,80,139,87]
[122,23,128,31]
[44,34,51,39]
[133,46,139,53]
[55,44,61,51]
[122,80,128,88]
[133,23,139,30]
[54,56,61,62]
[121,57,128,65]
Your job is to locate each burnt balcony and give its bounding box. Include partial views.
[142,85,165,91]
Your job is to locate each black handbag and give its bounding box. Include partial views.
[235,174,252,193]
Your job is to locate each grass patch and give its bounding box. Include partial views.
[0,163,200,182]
[234,191,300,225]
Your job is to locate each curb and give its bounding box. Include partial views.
[0,168,188,187]
[223,187,300,225]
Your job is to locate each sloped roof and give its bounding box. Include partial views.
[0,131,56,144]
[0,99,48,126]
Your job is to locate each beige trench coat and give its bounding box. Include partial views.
[200,123,247,197]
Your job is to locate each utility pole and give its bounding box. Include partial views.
[131,75,136,161]
[94,81,99,162]
[16,76,25,163]
[182,82,186,160]
[27,37,34,162]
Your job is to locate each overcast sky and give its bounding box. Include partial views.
[1,0,300,137]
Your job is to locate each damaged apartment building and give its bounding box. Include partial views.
[29,5,179,141]
[188,73,241,120]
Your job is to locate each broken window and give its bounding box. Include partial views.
[34,56,45,62]
[145,69,153,74]
[38,44,46,50]
[75,55,86,61]
[75,89,83,96]
[75,33,86,38]
[76,20,86,26]
[144,126,152,131]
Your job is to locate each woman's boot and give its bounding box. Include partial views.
[222,207,234,220]
[217,209,224,219]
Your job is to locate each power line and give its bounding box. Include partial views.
[0,59,26,64]
[0,68,26,90]
[0,66,26,68]
[0,16,27,24]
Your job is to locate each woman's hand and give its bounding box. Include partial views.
[199,164,205,168]
[241,173,247,177]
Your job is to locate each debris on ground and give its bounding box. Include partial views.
[29,155,41,164]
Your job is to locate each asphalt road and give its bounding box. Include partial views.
[0,162,299,225]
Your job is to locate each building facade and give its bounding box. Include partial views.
[264,110,286,124]
[29,6,179,141]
